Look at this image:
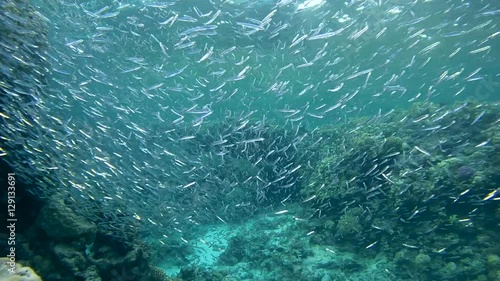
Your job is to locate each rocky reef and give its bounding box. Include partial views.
[298,101,500,281]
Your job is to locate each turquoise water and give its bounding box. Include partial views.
[1,0,499,280]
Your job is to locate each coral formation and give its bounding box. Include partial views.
[36,195,97,242]
[149,266,170,281]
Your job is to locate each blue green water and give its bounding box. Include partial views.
[1,0,499,280]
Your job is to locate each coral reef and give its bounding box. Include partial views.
[0,193,157,281]
[36,195,97,242]
[149,266,171,281]
[299,101,500,281]
[178,266,226,281]
[1,101,498,281]
[1,0,498,280]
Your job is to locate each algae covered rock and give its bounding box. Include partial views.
[335,207,364,238]
[0,257,42,281]
[52,243,87,276]
[36,196,96,242]
[414,253,431,269]
[487,254,500,268]
[438,262,459,280]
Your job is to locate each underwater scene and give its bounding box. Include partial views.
[0,0,499,280]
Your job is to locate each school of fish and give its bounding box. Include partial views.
[1,0,498,245]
